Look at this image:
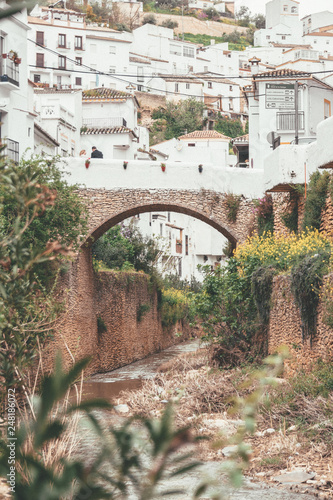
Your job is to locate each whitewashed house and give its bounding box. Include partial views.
[188,0,225,14]
[133,210,228,282]
[302,12,333,35]
[244,67,333,170]
[81,87,149,159]
[254,0,302,47]
[149,130,233,166]
[34,87,82,156]
[197,42,240,77]
[28,5,132,91]
[0,3,34,161]
[303,32,333,57]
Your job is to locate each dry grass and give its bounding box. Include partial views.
[116,348,333,496]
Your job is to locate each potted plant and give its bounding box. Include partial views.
[2,53,7,59]
[123,161,128,170]
[8,50,18,62]
[14,58,21,65]
[198,164,203,173]
[161,162,166,172]
[85,158,90,169]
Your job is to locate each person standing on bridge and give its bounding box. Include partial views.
[91,146,103,158]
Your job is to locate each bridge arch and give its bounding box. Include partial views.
[79,188,255,249]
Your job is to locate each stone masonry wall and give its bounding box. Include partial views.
[42,250,195,376]
[269,275,333,376]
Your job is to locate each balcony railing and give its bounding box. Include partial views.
[1,138,19,163]
[277,111,305,131]
[57,42,71,49]
[82,117,127,128]
[0,58,19,87]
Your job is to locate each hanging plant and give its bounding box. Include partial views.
[85,158,90,169]
[14,58,21,65]
[161,163,166,172]
[8,50,18,61]
[198,164,203,173]
[2,53,7,59]
[123,161,128,170]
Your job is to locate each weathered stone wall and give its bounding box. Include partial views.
[269,275,333,375]
[78,188,257,248]
[43,251,195,376]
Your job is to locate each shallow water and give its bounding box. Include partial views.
[83,339,201,401]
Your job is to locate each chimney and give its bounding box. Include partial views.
[249,56,261,76]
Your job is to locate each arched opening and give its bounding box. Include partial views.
[83,203,238,250]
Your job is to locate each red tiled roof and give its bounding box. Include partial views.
[82,88,132,100]
[178,130,231,140]
[81,126,137,138]
[254,69,311,79]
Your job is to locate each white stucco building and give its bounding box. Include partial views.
[244,67,333,170]
[0,3,34,161]
[28,5,132,91]
[81,87,149,159]
[302,12,333,35]
[254,0,302,47]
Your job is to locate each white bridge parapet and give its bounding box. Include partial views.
[62,158,265,199]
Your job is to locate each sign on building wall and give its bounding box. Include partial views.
[265,83,295,109]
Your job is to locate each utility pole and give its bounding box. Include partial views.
[294,80,299,145]
[182,0,184,41]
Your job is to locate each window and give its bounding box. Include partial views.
[175,83,179,93]
[185,235,188,255]
[109,66,116,73]
[291,6,297,13]
[137,85,143,91]
[160,223,163,236]
[75,77,82,86]
[324,99,331,119]
[75,36,83,49]
[75,57,82,65]
[109,45,116,54]
[266,35,271,40]
[314,39,317,44]
[36,53,44,68]
[168,212,171,222]
[58,34,66,48]
[186,83,190,89]
[283,5,288,12]
[34,74,41,83]
[282,35,286,40]
[36,31,44,46]
[208,81,212,88]
[58,56,66,69]
[188,143,195,147]
[57,76,62,86]
[183,46,194,58]
[170,44,181,56]
[229,98,233,110]
[229,85,233,91]
[137,67,144,82]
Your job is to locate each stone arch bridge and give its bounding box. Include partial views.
[51,159,265,375]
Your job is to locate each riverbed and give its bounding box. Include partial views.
[79,340,317,499]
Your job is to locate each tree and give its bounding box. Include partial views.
[235,5,251,26]
[214,115,244,138]
[151,98,205,144]
[252,13,265,29]
[92,223,160,274]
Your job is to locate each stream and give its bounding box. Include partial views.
[80,340,316,499]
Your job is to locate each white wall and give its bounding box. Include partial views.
[266,0,300,30]
[0,6,34,159]
[61,157,265,198]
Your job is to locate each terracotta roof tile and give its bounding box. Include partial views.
[82,88,132,100]
[178,130,231,140]
[81,126,137,137]
[232,134,249,143]
[254,69,311,79]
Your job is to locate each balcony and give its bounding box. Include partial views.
[74,43,86,51]
[57,42,71,50]
[0,58,19,89]
[277,111,305,131]
[1,138,19,163]
[82,117,127,128]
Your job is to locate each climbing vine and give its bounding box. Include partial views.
[290,253,329,344]
[281,191,299,233]
[251,265,275,325]
[302,171,330,231]
[253,195,274,235]
[224,193,241,223]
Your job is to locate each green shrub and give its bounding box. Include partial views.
[302,170,330,231]
[97,315,107,333]
[137,303,150,322]
[251,265,275,325]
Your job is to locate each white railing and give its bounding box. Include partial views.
[82,117,127,128]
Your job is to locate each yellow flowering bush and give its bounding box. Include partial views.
[161,288,194,327]
[234,229,332,272]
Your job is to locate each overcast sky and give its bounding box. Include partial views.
[235,0,331,18]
